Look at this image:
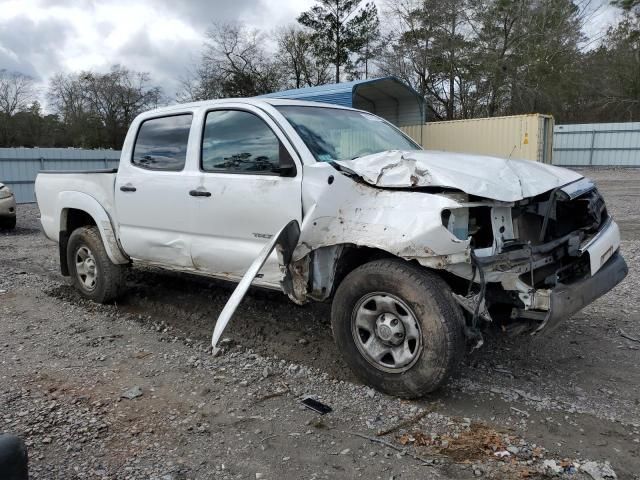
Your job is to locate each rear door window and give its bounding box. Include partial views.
[132,114,193,171]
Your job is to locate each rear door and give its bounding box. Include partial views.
[115,112,199,268]
[189,104,302,286]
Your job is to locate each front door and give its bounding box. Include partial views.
[115,113,199,268]
[189,107,302,286]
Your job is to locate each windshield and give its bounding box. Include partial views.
[276,105,420,162]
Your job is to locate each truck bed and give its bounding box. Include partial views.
[35,170,118,243]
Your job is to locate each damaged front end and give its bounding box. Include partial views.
[443,178,628,335]
[278,154,627,341]
[212,156,627,351]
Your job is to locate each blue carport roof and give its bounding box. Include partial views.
[259,76,425,126]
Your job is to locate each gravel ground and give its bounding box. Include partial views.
[0,167,638,479]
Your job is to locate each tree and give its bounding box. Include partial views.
[346,2,380,79]
[179,23,283,100]
[0,70,35,117]
[572,13,640,121]
[298,0,380,83]
[377,0,473,120]
[180,23,283,101]
[48,65,162,149]
[507,0,585,117]
[275,25,332,88]
[11,102,67,148]
[177,62,225,103]
[430,0,471,119]
[0,70,37,146]
[81,66,162,148]
[378,0,587,121]
[48,72,99,147]
[467,0,529,116]
[612,0,640,11]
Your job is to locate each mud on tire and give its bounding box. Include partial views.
[67,226,124,304]
[331,258,465,398]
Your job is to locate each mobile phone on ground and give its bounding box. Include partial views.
[301,397,332,415]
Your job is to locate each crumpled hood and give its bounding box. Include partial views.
[335,150,582,202]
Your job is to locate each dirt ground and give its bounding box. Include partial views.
[1,167,638,479]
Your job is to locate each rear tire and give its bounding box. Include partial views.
[331,259,465,398]
[67,226,124,303]
[0,216,16,230]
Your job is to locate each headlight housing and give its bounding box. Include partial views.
[0,186,12,200]
[441,208,469,240]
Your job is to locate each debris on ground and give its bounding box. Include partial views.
[580,461,617,480]
[121,386,143,400]
[301,397,332,415]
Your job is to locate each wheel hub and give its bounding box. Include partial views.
[351,292,423,373]
[376,313,405,345]
[84,257,95,273]
[75,246,97,291]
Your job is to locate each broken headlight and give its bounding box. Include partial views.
[441,208,469,241]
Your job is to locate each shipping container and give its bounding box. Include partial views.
[401,114,554,163]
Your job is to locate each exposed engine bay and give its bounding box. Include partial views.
[442,178,621,338]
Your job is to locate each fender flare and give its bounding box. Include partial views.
[57,191,129,265]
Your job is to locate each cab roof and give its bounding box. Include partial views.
[143,97,356,116]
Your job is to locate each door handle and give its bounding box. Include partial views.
[189,189,211,197]
[120,185,136,192]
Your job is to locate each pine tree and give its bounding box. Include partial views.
[298,0,379,83]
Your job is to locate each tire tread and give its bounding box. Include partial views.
[67,226,124,303]
[331,258,465,398]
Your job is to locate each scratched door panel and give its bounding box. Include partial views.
[190,173,301,285]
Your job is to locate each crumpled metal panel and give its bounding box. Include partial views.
[294,162,469,264]
[335,150,582,202]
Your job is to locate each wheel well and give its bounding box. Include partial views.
[329,245,462,300]
[59,209,97,276]
[65,208,96,232]
[331,245,395,296]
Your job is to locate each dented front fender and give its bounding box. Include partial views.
[295,163,470,262]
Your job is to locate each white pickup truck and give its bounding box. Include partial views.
[35,98,628,397]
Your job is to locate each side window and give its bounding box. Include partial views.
[201,110,280,174]
[132,114,192,171]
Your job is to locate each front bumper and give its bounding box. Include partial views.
[535,251,627,333]
[0,195,16,218]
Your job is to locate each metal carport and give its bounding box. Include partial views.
[260,77,425,127]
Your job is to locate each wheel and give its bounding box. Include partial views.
[331,259,465,398]
[67,226,124,303]
[0,216,16,230]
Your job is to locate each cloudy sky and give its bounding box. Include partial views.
[0,0,315,101]
[0,0,622,103]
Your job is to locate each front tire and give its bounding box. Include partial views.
[331,259,465,398]
[67,226,124,303]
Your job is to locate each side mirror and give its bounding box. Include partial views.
[278,142,297,178]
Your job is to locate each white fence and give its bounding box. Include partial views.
[0,148,121,203]
[553,122,640,167]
